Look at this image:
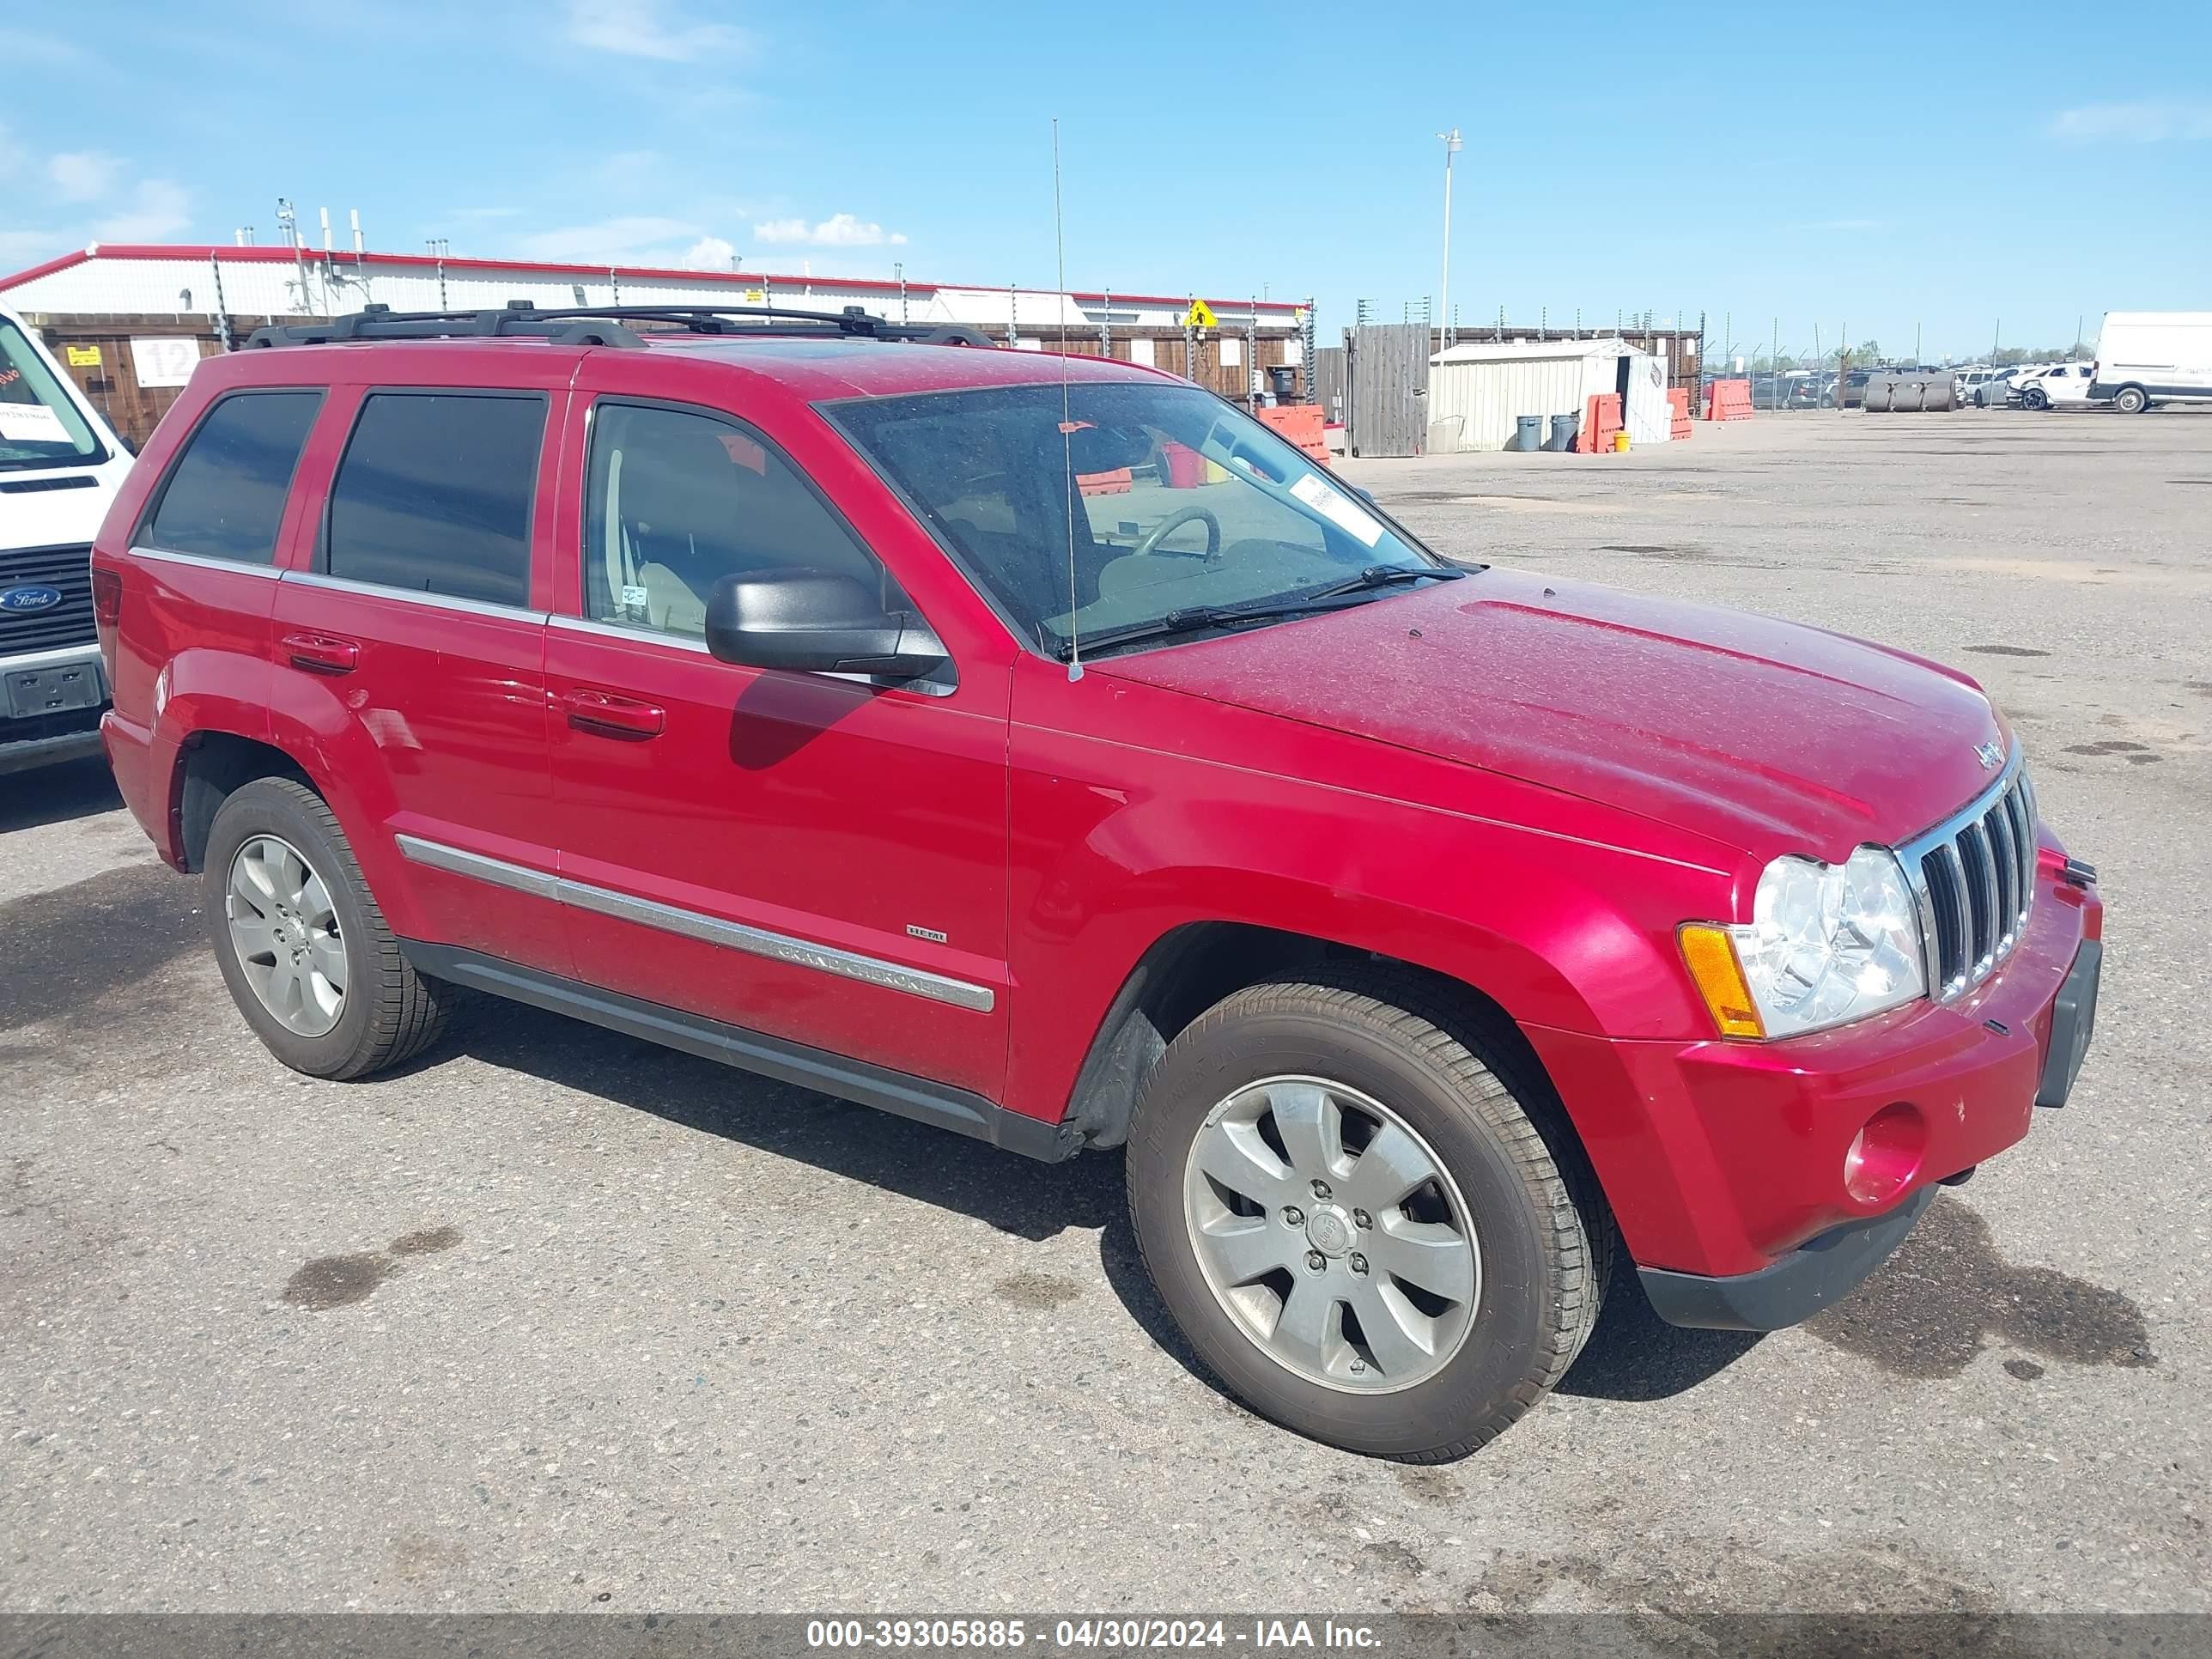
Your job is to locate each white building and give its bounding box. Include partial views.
[3,241,1310,444]
[1425,337,1672,452]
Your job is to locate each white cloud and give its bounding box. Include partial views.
[681,235,737,270]
[752,212,907,248]
[94,179,192,242]
[0,227,71,269]
[2049,100,2212,143]
[0,27,82,65]
[512,215,708,264]
[48,151,121,203]
[564,0,745,61]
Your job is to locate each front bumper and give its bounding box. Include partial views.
[1525,860,2102,1305]
[0,644,108,776]
[1640,1187,1937,1331]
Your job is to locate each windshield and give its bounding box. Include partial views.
[826,380,1443,657]
[0,317,103,471]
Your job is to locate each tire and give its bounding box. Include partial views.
[2114,386,2148,415]
[1126,964,1611,1461]
[203,776,461,1080]
[2023,387,2049,410]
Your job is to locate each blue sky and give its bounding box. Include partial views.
[2,1,2207,358]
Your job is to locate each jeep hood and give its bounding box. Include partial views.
[1097,568,2009,862]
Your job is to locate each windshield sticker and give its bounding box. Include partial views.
[1288,472,1384,548]
[0,405,70,443]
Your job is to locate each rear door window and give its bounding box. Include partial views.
[325,392,546,606]
[143,391,323,564]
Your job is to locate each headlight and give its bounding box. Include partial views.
[1680,847,1926,1039]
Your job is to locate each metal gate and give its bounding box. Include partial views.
[1345,323,1431,457]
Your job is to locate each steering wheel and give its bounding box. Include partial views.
[1132,503,1222,561]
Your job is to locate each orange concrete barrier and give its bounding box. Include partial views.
[1254,404,1330,463]
[1705,378,1753,422]
[1573,393,1623,454]
[1668,387,1693,440]
[1077,467,1132,496]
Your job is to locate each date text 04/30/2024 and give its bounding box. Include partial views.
[805,1620,1382,1651]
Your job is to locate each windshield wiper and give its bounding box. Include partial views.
[1305,562,1469,600]
[1052,566,1468,661]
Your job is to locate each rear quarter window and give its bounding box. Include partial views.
[141,391,324,564]
[324,391,546,607]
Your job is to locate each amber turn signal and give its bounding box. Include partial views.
[1678,924,1765,1039]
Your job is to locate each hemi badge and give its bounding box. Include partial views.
[906,924,949,944]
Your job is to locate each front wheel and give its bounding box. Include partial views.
[1126,968,1610,1461]
[2113,386,2148,415]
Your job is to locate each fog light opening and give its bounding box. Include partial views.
[1844,1103,1926,1206]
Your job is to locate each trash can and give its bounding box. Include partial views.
[1545,413,1577,452]
[1508,415,1543,452]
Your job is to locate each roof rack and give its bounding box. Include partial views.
[244,301,997,350]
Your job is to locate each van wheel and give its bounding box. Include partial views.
[1125,966,1610,1461]
[204,777,460,1080]
[2113,386,2148,414]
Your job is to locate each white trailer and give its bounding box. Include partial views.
[2089,312,2212,412]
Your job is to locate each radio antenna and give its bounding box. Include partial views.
[1054,116,1083,682]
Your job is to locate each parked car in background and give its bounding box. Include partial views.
[2089,312,2212,412]
[1,304,133,776]
[2021,363,2104,410]
[94,304,2104,1461]
[1952,366,1999,403]
[1973,366,2047,407]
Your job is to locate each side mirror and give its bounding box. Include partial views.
[704,569,948,683]
[1348,484,1377,505]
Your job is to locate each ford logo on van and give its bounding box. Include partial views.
[0,585,65,614]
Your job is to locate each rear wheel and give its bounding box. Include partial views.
[2113,386,2148,415]
[2023,386,2050,410]
[204,777,460,1079]
[1126,967,1609,1461]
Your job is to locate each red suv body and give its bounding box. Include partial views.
[93,311,2101,1458]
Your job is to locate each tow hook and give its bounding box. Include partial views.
[2060,858,2098,889]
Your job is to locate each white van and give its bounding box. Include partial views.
[2089,312,2212,412]
[1,306,132,775]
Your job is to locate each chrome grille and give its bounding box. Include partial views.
[0,543,95,653]
[1900,750,2036,1000]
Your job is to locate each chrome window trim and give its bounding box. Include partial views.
[393,833,994,1013]
[282,569,550,624]
[550,613,711,653]
[126,544,284,580]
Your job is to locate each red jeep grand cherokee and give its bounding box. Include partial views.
[92,303,2101,1460]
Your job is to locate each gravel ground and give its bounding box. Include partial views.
[3,408,2207,1614]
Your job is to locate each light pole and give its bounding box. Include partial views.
[1437,128,1462,349]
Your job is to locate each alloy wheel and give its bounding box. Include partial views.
[225,834,347,1037]
[1182,1075,1480,1394]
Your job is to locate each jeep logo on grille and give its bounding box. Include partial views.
[0,584,64,614]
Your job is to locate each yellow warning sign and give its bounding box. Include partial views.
[65,344,102,367]
[1183,299,1217,330]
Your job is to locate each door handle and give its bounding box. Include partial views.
[562,687,665,738]
[282,631,359,674]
